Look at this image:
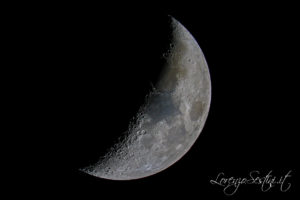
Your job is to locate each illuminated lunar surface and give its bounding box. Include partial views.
[81,16,211,180]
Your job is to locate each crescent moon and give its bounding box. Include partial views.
[81,16,211,180]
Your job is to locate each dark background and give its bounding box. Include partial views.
[11,2,298,199]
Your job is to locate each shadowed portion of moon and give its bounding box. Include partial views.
[81,16,211,180]
[58,14,173,170]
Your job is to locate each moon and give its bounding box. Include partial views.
[81,16,211,180]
